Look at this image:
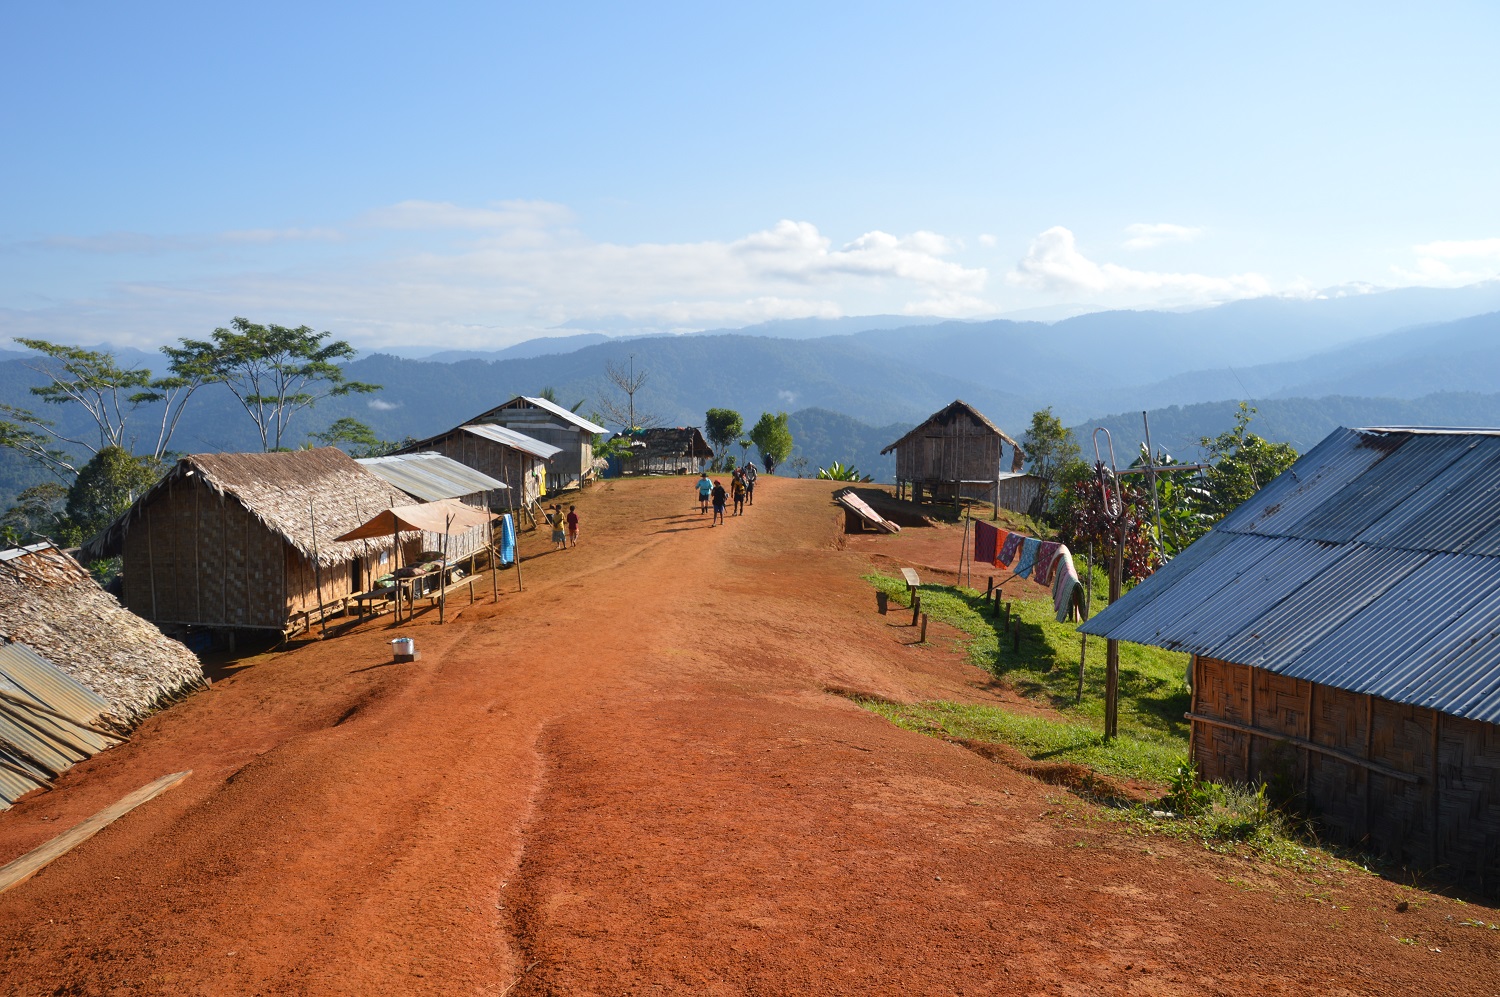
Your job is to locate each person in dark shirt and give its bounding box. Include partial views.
[710,480,727,526]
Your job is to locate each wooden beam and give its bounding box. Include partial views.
[1186,712,1419,784]
[0,771,191,895]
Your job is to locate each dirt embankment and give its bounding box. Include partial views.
[1,475,1496,995]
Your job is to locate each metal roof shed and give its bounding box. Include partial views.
[1081,426,1500,890]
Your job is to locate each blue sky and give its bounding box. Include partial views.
[3,1,1497,350]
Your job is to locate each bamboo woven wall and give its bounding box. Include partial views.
[1193,655,1500,893]
[894,431,1002,486]
[121,478,287,628]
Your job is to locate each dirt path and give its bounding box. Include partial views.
[1,476,1497,995]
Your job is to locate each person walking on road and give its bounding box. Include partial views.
[566,505,580,547]
[731,471,747,516]
[710,479,727,525]
[697,472,712,515]
[550,505,567,550]
[744,462,758,505]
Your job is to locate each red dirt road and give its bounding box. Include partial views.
[2,476,1498,995]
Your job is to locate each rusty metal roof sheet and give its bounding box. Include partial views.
[358,452,507,503]
[0,641,118,809]
[1082,426,1500,724]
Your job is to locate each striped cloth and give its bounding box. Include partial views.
[1050,544,1083,622]
[1014,537,1042,578]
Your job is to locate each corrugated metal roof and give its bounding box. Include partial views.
[460,423,563,460]
[358,452,507,503]
[1081,426,1500,724]
[0,642,118,809]
[517,396,608,436]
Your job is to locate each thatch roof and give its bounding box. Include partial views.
[0,543,204,728]
[85,447,415,566]
[880,400,1022,456]
[632,427,713,460]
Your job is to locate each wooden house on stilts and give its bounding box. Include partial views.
[880,400,1027,513]
[392,422,561,509]
[467,396,608,492]
[84,448,415,637]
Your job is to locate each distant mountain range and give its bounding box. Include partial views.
[4,281,1500,508]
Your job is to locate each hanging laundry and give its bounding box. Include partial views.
[1033,540,1062,586]
[1050,544,1083,622]
[499,513,517,565]
[998,531,1024,566]
[974,521,1000,565]
[1014,537,1042,578]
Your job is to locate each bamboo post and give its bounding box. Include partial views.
[309,500,327,638]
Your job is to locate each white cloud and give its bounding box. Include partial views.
[3,208,996,349]
[978,233,997,248]
[1122,222,1203,250]
[1392,238,1500,285]
[1008,226,1270,303]
[777,389,798,405]
[367,398,402,411]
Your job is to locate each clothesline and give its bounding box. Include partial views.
[973,520,1084,622]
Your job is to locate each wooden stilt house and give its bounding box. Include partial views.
[392,423,560,509]
[469,396,608,491]
[880,400,1025,509]
[1082,426,1500,894]
[618,427,713,475]
[84,448,415,636]
[357,452,506,564]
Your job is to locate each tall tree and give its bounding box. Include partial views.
[171,318,379,451]
[704,408,742,465]
[2,338,215,473]
[1022,406,1083,517]
[64,446,162,544]
[749,412,793,473]
[598,355,658,429]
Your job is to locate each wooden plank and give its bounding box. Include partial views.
[900,567,921,590]
[0,771,191,895]
[1187,712,1419,784]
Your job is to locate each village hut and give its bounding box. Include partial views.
[391,422,559,508]
[617,427,713,475]
[993,471,1049,518]
[84,448,415,637]
[357,452,506,565]
[468,396,608,492]
[0,542,204,730]
[1081,426,1500,892]
[880,400,1025,510]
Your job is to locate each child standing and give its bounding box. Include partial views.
[550,505,566,550]
[566,505,579,547]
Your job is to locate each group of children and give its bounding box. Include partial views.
[695,464,756,526]
[548,503,579,550]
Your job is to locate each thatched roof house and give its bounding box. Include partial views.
[392,423,560,509]
[1082,426,1500,893]
[0,543,204,729]
[880,400,1025,509]
[85,448,415,636]
[470,396,607,492]
[618,427,713,475]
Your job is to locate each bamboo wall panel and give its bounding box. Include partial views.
[428,433,542,507]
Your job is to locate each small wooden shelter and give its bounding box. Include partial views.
[84,448,415,636]
[880,400,1025,509]
[0,542,204,730]
[617,427,713,475]
[470,396,607,492]
[392,423,559,508]
[1082,426,1500,893]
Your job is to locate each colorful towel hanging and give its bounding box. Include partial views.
[1014,537,1042,578]
[1033,540,1062,586]
[974,521,1000,565]
[998,531,1024,566]
[1050,544,1083,622]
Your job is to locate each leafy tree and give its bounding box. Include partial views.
[3,338,215,473]
[749,412,793,473]
[704,408,743,467]
[1021,407,1081,483]
[1,482,69,544]
[308,417,393,458]
[788,455,811,478]
[64,446,162,545]
[171,318,379,451]
[1198,403,1299,522]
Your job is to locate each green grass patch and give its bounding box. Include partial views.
[859,570,1360,871]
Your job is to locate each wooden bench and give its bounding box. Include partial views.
[900,567,921,592]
